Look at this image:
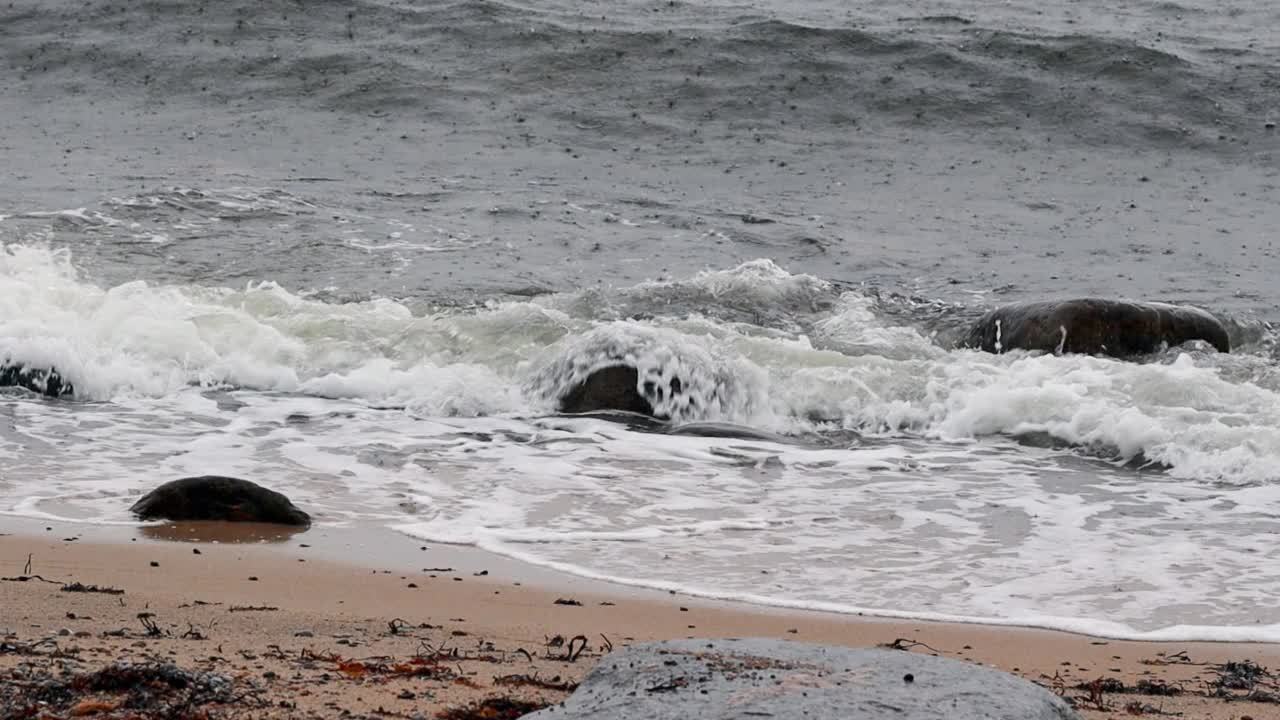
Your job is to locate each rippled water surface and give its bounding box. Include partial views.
[1,0,1278,640]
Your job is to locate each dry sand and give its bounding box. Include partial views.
[2,520,1278,719]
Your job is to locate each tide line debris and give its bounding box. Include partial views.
[0,662,264,719]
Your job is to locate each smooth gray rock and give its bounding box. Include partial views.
[524,638,1080,720]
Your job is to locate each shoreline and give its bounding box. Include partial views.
[3,519,1280,718]
[6,514,1276,645]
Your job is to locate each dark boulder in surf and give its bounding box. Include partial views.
[558,364,689,419]
[0,362,74,398]
[130,476,311,527]
[963,299,1230,358]
[536,326,733,422]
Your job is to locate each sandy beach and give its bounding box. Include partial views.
[3,0,1279,715]
[2,521,1277,719]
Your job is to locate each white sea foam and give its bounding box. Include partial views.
[2,244,1280,640]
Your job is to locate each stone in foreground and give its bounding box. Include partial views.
[964,298,1229,358]
[523,638,1080,720]
[130,476,311,526]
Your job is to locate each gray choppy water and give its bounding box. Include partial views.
[2,0,1279,640]
[2,0,1278,309]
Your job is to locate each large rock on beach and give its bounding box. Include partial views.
[130,476,311,526]
[525,638,1079,720]
[0,362,73,398]
[964,298,1229,358]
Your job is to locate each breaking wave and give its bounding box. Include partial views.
[2,244,1278,486]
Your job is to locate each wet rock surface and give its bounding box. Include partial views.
[0,362,73,398]
[130,476,311,527]
[963,298,1230,358]
[557,365,656,417]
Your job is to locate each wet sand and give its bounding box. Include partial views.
[2,520,1278,719]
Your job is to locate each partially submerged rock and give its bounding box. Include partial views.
[130,476,311,526]
[558,365,657,417]
[963,298,1229,358]
[524,638,1080,720]
[534,325,736,423]
[0,362,73,398]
